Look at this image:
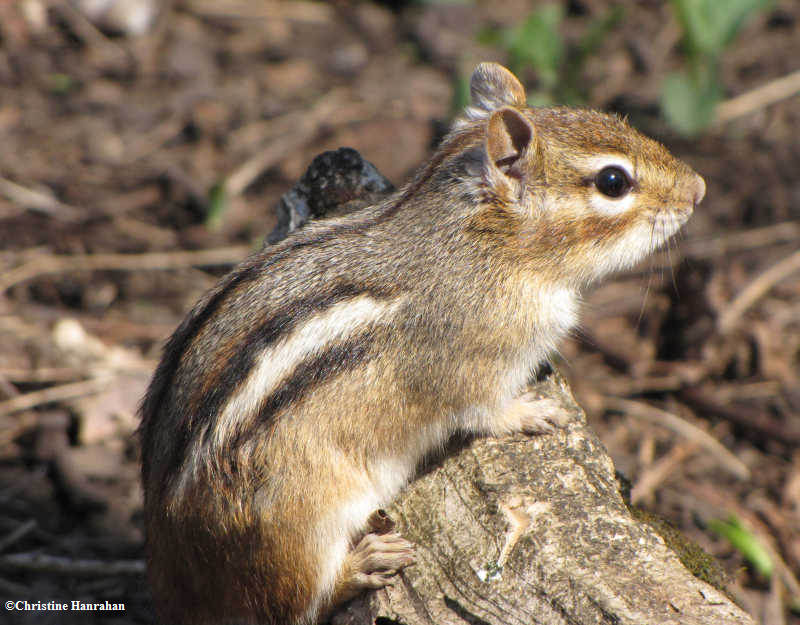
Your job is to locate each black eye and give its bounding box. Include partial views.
[594,166,631,198]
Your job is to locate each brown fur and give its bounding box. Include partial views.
[139,63,704,624]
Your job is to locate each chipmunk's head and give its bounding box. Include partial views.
[459,62,705,285]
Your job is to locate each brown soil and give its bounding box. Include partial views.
[0,1,798,624]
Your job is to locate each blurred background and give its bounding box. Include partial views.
[0,1,798,623]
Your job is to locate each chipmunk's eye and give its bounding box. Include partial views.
[594,166,631,198]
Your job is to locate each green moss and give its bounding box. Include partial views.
[633,507,731,593]
[616,472,730,594]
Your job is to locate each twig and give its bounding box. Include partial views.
[0,413,36,451]
[226,88,348,196]
[631,442,698,504]
[713,381,783,402]
[0,177,81,221]
[0,246,251,294]
[717,248,800,334]
[127,115,187,162]
[0,552,145,576]
[681,221,800,259]
[715,69,800,124]
[0,367,102,384]
[228,89,364,154]
[643,222,800,272]
[100,185,162,218]
[597,375,685,396]
[766,576,787,625]
[0,520,37,553]
[185,0,334,23]
[601,396,750,480]
[0,377,113,418]
[0,371,21,399]
[680,386,800,446]
[51,0,131,64]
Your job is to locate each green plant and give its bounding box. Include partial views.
[477,4,623,107]
[661,0,774,135]
[708,516,773,578]
[47,73,76,94]
[205,180,229,231]
[504,4,564,103]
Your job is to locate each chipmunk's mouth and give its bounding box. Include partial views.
[672,205,693,224]
[649,208,690,242]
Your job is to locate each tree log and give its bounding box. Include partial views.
[271,148,755,625]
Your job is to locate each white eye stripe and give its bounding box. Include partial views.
[590,192,636,216]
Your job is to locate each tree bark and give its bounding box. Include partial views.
[274,149,755,625]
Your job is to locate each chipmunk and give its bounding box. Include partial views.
[139,62,705,625]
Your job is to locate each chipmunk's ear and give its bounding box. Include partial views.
[470,62,526,112]
[486,107,535,179]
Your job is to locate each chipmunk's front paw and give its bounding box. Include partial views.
[332,513,415,605]
[494,393,570,435]
[347,531,415,590]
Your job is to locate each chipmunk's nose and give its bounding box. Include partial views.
[692,174,706,206]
